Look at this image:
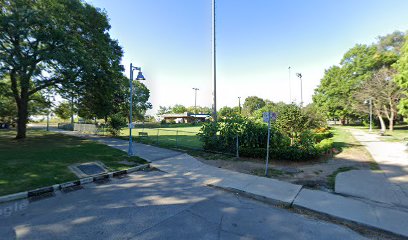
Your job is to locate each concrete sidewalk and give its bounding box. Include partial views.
[53,129,408,237]
[335,129,408,208]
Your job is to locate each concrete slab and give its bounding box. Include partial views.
[241,176,303,206]
[293,188,408,237]
[350,129,408,203]
[336,170,408,208]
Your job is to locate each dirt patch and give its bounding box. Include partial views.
[196,137,376,192]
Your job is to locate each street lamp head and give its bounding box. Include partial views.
[296,73,302,78]
[135,71,145,80]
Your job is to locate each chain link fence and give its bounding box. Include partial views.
[60,122,240,157]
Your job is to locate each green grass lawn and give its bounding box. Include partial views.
[331,126,362,153]
[119,125,203,150]
[344,124,408,142]
[0,129,147,196]
[331,126,379,170]
[378,125,408,142]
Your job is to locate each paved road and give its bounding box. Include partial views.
[0,171,366,240]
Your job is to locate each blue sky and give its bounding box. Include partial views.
[86,0,408,115]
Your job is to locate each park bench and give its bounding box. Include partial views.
[139,132,148,137]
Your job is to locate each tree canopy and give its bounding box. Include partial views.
[313,31,407,128]
[0,0,125,138]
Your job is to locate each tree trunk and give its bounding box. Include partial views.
[376,110,386,133]
[11,72,30,139]
[389,111,394,131]
[16,98,29,139]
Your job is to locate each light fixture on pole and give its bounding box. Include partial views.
[296,73,303,107]
[364,98,373,132]
[192,88,199,122]
[128,63,146,156]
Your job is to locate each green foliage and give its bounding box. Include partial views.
[54,102,72,120]
[157,106,172,115]
[274,104,309,145]
[0,0,125,138]
[172,104,187,114]
[313,31,407,123]
[315,139,334,153]
[394,35,408,117]
[242,96,265,116]
[198,115,327,161]
[107,113,127,136]
[313,130,333,142]
[218,106,240,118]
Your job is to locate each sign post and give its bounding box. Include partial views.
[263,111,277,176]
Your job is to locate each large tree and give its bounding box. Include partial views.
[0,0,123,138]
[353,68,404,131]
[394,35,408,117]
[171,104,187,114]
[313,31,407,124]
[242,96,265,117]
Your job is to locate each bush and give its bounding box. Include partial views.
[240,145,319,161]
[198,115,332,161]
[198,116,287,154]
[315,138,334,154]
[107,113,127,136]
[313,131,333,142]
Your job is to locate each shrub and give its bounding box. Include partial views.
[107,113,127,136]
[315,138,334,154]
[198,115,330,161]
[313,131,333,142]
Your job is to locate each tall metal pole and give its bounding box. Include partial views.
[128,63,134,156]
[265,112,271,176]
[288,66,292,103]
[193,88,199,122]
[238,97,241,114]
[369,99,373,132]
[296,73,303,107]
[300,76,303,107]
[212,0,217,122]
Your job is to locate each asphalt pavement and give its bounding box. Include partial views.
[0,171,366,240]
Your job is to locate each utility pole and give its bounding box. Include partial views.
[212,0,217,122]
[238,97,241,114]
[288,66,292,103]
[192,88,199,122]
[296,73,303,107]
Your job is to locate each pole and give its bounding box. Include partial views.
[265,112,271,176]
[238,97,241,114]
[236,134,239,158]
[193,88,199,123]
[46,94,50,131]
[300,76,303,107]
[128,63,134,156]
[46,113,49,131]
[212,0,217,122]
[70,95,74,125]
[296,73,303,107]
[369,99,373,132]
[288,66,291,103]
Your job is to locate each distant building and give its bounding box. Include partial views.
[161,112,210,123]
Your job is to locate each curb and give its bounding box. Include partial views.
[212,184,408,239]
[0,164,150,204]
